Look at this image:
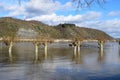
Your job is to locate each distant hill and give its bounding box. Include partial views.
[0,17,113,40]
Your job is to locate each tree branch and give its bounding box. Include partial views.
[72,0,106,8]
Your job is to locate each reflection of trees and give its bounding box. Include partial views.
[73,54,83,64]
[119,43,120,58]
[72,52,83,64]
[0,43,19,63]
[97,48,105,63]
[33,53,47,63]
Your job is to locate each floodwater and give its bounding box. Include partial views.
[0,42,120,80]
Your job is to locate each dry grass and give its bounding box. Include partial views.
[0,17,113,41]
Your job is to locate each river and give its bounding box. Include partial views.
[0,42,120,80]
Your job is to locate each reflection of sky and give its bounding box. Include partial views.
[55,65,120,80]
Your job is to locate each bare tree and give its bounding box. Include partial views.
[72,0,106,8]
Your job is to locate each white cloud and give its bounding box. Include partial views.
[0,3,3,7]
[82,11,101,20]
[108,11,120,16]
[0,2,25,17]
[24,0,60,17]
[1,0,73,18]
[59,2,73,11]
[26,11,101,25]
[0,2,9,12]
[7,6,25,17]
[76,19,120,38]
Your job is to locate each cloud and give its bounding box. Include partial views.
[24,0,60,17]
[8,6,25,17]
[0,3,4,9]
[76,19,120,38]
[26,11,101,25]
[82,11,101,21]
[0,3,8,12]
[0,2,25,17]
[108,11,120,16]
[1,0,73,18]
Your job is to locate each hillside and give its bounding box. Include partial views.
[0,17,113,40]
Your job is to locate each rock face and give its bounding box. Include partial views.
[55,24,113,40]
[17,28,38,38]
[0,17,113,40]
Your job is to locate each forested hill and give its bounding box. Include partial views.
[0,17,113,40]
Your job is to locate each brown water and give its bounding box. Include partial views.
[0,42,120,80]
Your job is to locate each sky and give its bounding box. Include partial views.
[0,0,120,38]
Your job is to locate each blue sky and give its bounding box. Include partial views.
[0,0,120,38]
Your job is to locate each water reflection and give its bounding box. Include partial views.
[0,42,120,80]
[0,42,119,64]
[72,53,83,64]
[97,48,105,63]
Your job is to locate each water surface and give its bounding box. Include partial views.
[0,42,120,80]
